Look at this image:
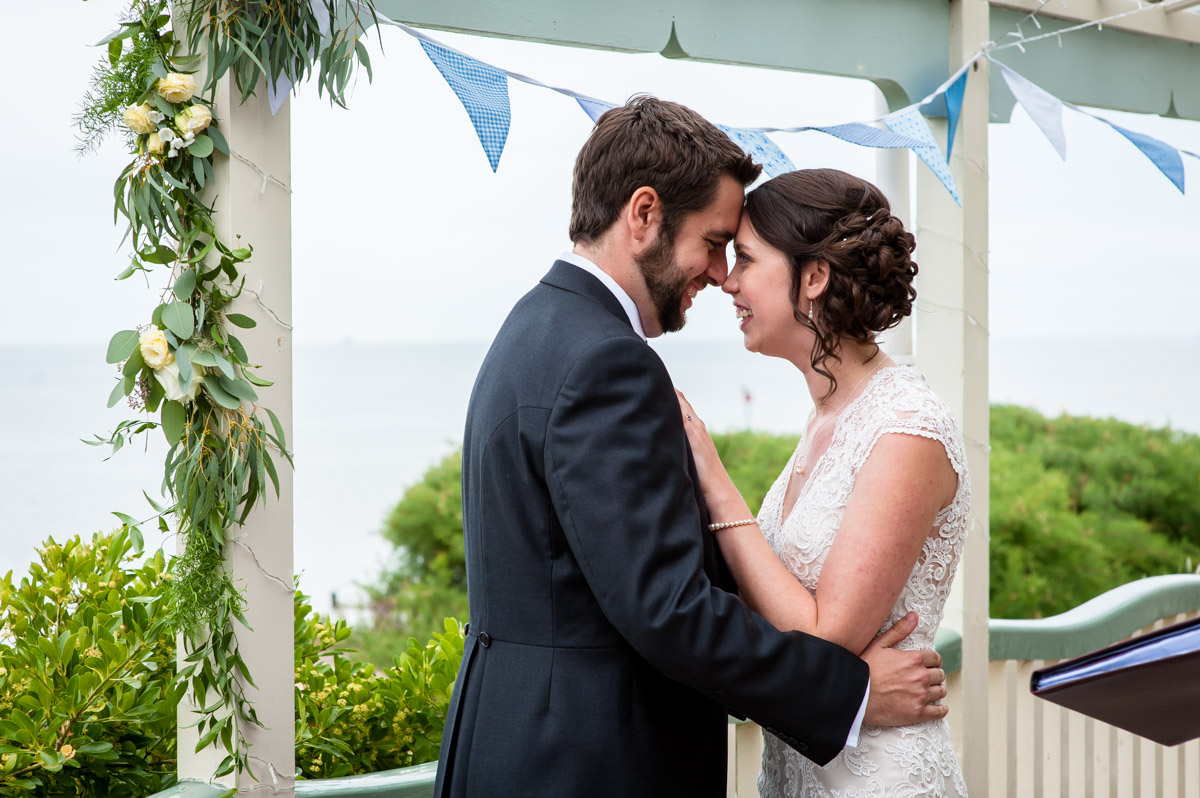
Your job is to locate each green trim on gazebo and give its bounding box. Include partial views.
[935,574,1200,674]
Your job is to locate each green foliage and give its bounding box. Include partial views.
[0,530,179,797]
[359,452,468,656]
[989,405,1200,618]
[711,431,800,515]
[1,530,463,795]
[296,613,464,779]
[177,0,378,108]
[991,405,1200,546]
[360,410,1200,638]
[74,2,171,154]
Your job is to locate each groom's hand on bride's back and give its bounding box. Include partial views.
[860,611,949,727]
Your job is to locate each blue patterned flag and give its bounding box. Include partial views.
[718,125,795,178]
[943,69,968,162]
[884,107,961,206]
[1102,120,1185,194]
[806,123,924,149]
[576,98,617,124]
[420,40,511,172]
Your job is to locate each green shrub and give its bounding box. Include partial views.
[989,406,1200,618]
[0,530,178,797]
[362,410,1200,630]
[295,609,463,779]
[359,452,468,656]
[1,530,463,796]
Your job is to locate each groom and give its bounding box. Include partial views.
[434,96,947,797]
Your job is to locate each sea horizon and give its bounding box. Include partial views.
[3,335,1198,620]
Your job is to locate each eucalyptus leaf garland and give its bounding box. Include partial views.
[79,0,374,786]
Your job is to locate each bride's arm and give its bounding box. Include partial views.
[679,392,957,656]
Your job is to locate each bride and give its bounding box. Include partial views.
[679,168,970,797]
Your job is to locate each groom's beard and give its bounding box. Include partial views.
[635,231,691,334]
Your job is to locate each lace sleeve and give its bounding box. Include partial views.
[846,371,969,484]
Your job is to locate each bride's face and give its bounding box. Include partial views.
[723,217,813,362]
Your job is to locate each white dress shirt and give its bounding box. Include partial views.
[556,250,869,749]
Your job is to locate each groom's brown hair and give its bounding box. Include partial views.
[569,95,760,246]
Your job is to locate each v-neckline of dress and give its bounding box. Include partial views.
[776,366,901,530]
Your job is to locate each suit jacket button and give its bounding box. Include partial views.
[479,632,491,648]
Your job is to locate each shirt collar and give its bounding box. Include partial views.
[558,251,647,341]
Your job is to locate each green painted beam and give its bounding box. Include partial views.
[295,762,438,796]
[146,781,230,798]
[370,1,1200,121]
[370,0,949,110]
[935,574,1200,674]
[989,8,1200,121]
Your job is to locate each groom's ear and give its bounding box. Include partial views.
[624,186,662,247]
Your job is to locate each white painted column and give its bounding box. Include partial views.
[176,78,295,793]
[873,88,914,365]
[912,1,990,795]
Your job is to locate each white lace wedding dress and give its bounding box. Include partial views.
[756,366,970,798]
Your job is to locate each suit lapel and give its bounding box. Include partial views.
[540,260,635,333]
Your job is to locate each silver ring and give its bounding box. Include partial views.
[686,414,692,421]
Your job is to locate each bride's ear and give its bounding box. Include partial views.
[802,260,830,303]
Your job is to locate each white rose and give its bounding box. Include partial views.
[123,104,156,135]
[156,72,199,104]
[175,104,213,135]
[154,361,205,403]
[145,131,165,155]
[139,326,174,369]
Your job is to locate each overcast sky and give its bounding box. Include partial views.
[3,4,1199,347]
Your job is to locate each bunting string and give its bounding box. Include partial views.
[275,1,1198,199]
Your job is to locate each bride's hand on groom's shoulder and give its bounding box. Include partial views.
[861,612,950,727]
[675,390,736,505]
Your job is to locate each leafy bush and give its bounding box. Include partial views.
[0,530,178,797]
[358,452,468,657]
[361,410,1200,631]
[295,609,463,778]
[1,530,463,796]
[989,405,1200,618]
[991,405,1200,546]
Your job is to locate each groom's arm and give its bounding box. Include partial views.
[545,336,867,765]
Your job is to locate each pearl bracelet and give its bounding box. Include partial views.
[708,518,757,532]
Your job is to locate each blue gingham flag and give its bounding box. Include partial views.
[718,125,795,178]
[420,40,511,171]
[1102,120,1185,194]
[884,106,961,206]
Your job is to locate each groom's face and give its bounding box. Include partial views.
[635,175,744,336]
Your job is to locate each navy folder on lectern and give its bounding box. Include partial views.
[1030,615,1200,747]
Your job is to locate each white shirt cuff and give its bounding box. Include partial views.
[845,682,869,749]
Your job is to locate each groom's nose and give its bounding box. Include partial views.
[702,248,729,286]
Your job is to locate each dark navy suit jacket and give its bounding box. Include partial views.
[434,261,868,797]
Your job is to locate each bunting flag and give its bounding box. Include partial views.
[804,123,925,150]
[576,98,617,124]
[717,125,796,177]
[943,69,968,162]
[884,107,961,206]
[993,60,1067,160]
[1092,114,1186,193]
[284,5,1196,202]
[419,40,511,171]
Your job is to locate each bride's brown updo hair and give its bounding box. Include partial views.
[743,168,918,392]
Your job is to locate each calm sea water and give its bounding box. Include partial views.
[2,337,1197,617]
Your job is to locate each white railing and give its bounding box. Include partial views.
[726,575,1200,798]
